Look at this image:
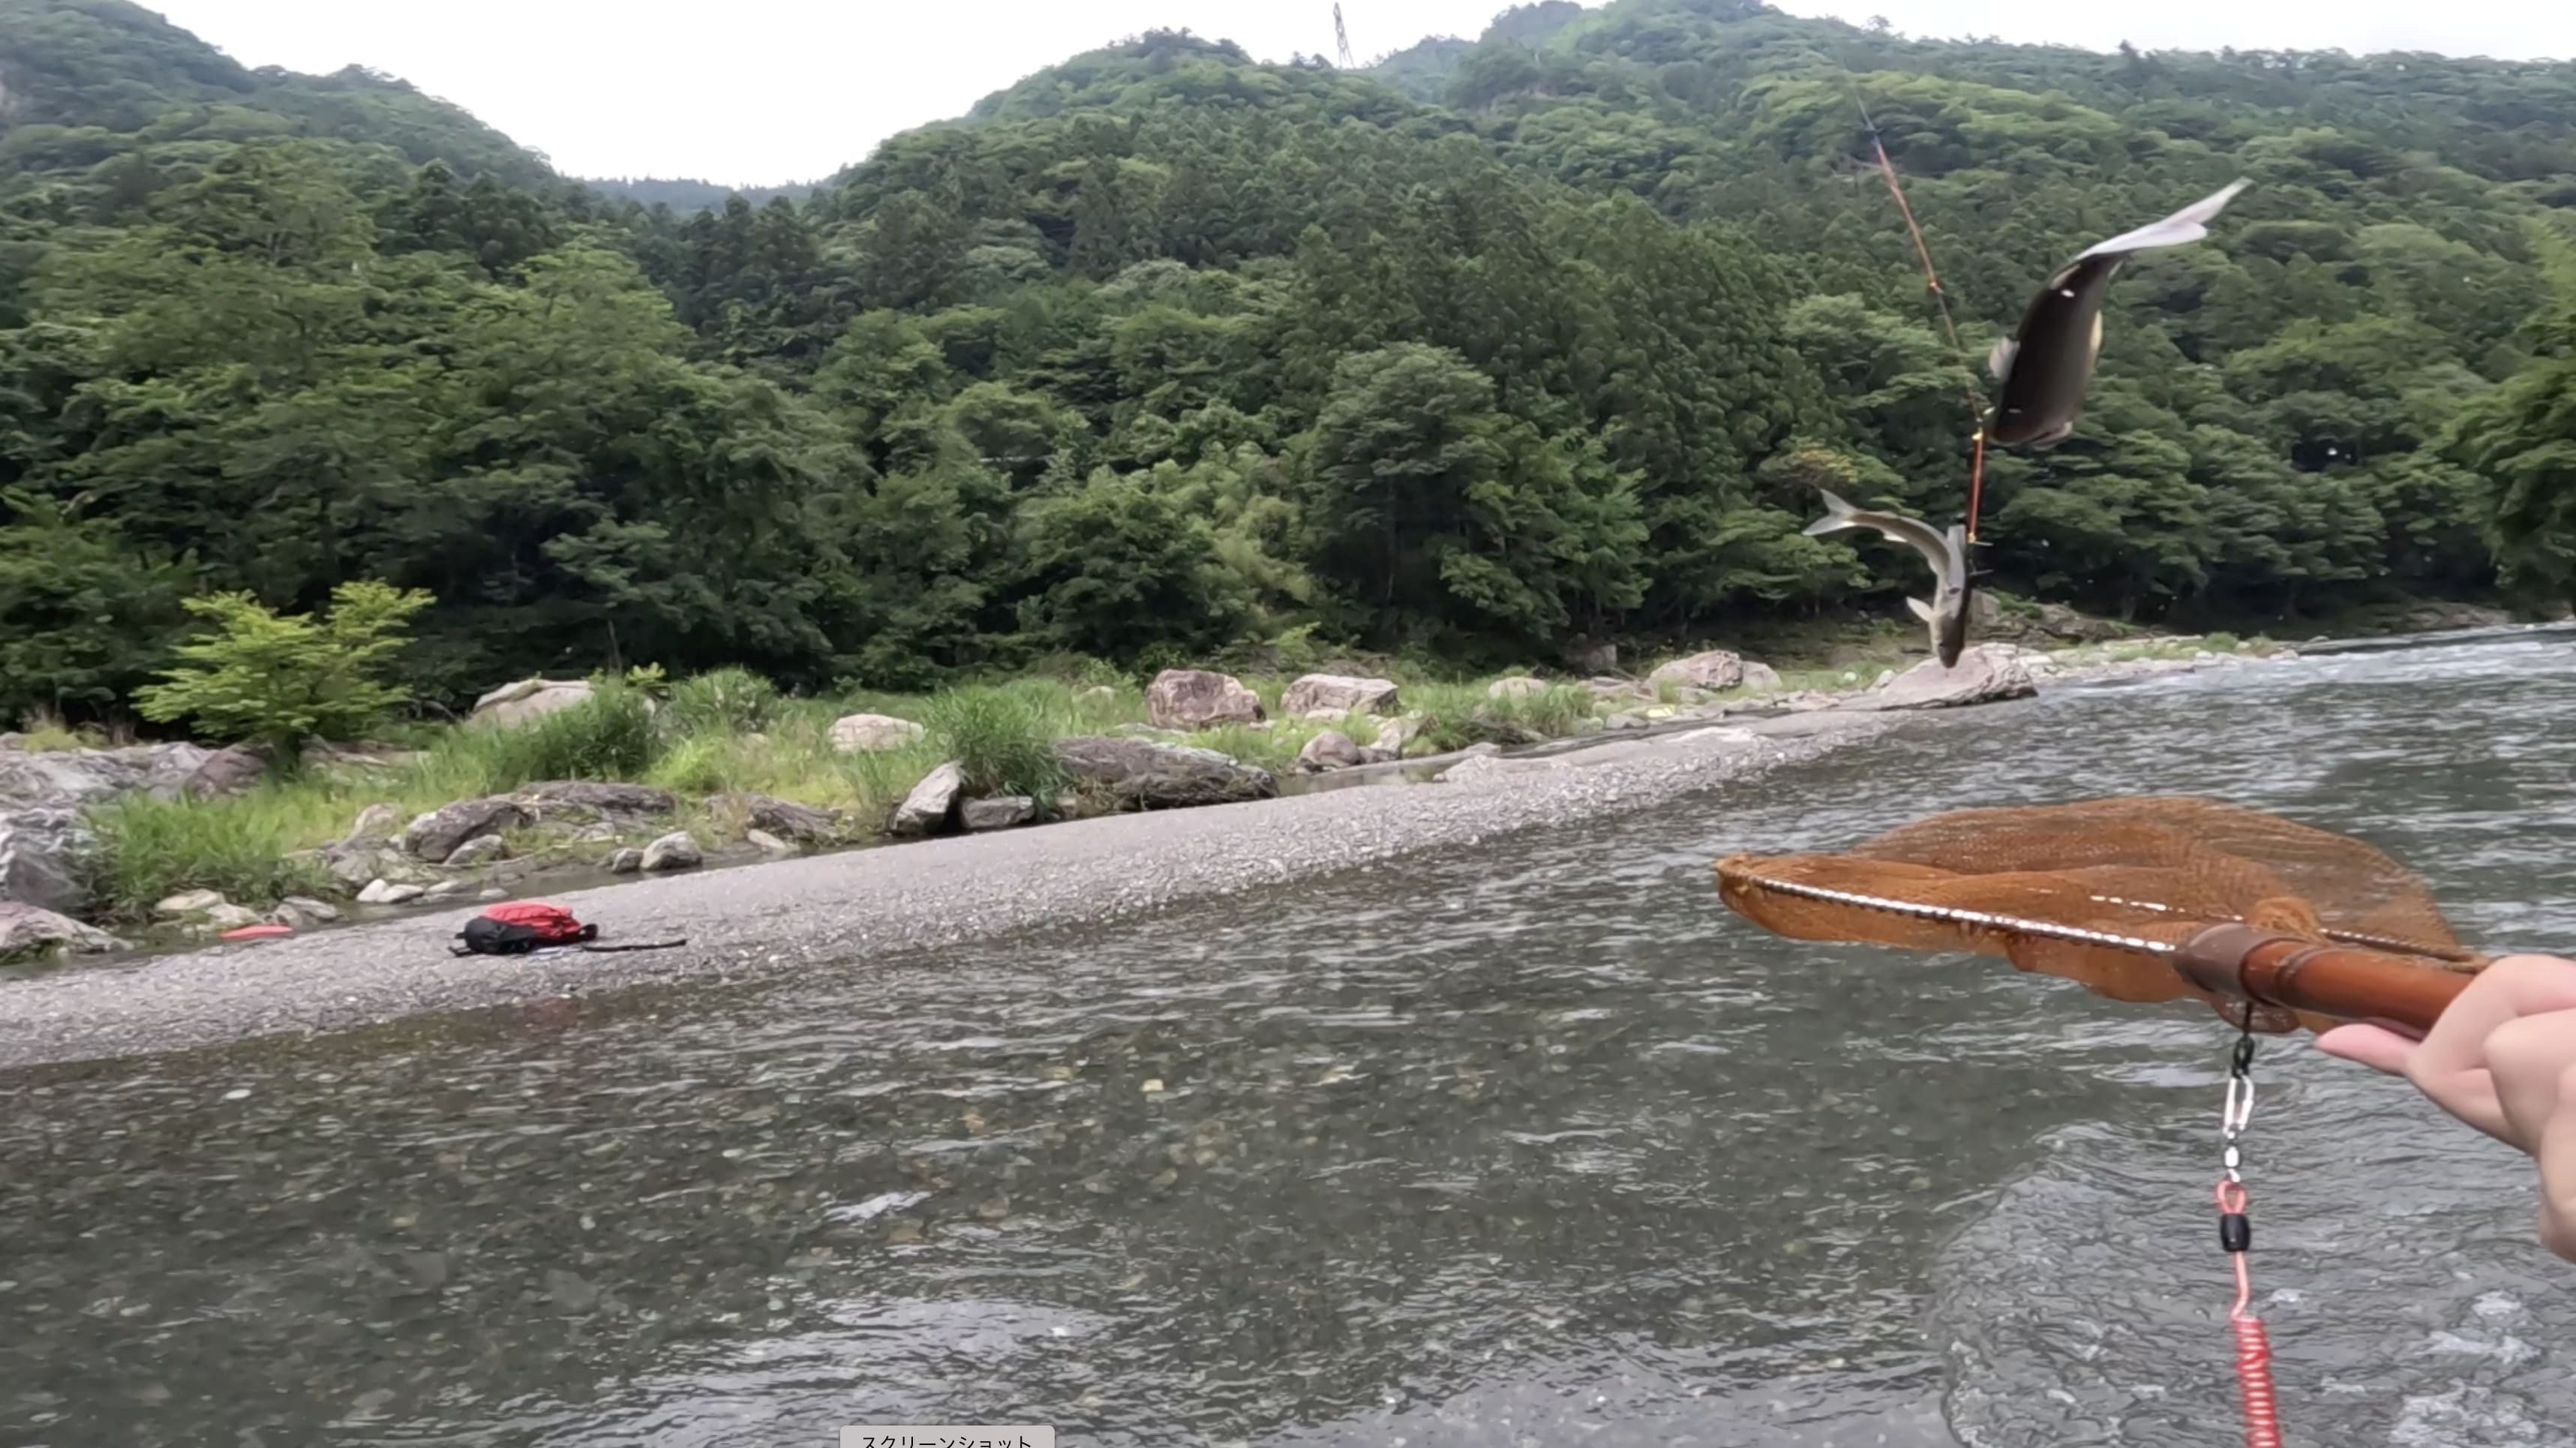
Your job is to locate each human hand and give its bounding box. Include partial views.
[2315,954,2576,1263]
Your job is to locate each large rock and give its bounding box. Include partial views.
[1841,645,2038,712]
[0,902,128,962]
[183,746,269,800]
[469,677,595,729]
[640,832,703,871]
[709,792,842,843]
[401,797,530,862]
[0,742,212,808]
[1144,669,1264,731]
[0,807,90,914]
[1648,650,1746,693]
[344,803,402,843]
[1280,674,1400,719]
[1740,662,1784,692]
[2031,602,2122,643]
[893,762,964,837]
[313,839,416,891]
[1486,676,1550,701]
[1293,731,1365,774]
[155,889,227,918]
[1053,736,1277,810]
[961,796,1037,831]
[443,835,510,868]
[356,879,426,906]
[829,713,926,753]
[516,780,676,822]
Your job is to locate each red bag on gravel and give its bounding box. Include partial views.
[452,902,597,956]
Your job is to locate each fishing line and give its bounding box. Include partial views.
[1835,65,1992,545]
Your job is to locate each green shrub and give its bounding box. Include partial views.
[923,685,1067,801]
[476,683,662,787]
[662,666,783,737]
[86,792,335,921]
[131,580,434,753]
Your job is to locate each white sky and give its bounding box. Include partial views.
[140,1,2576,186]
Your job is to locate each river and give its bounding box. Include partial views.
[4,629,2571,1447]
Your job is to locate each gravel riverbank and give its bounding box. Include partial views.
[0,710,1903,1071]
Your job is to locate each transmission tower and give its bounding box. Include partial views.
[1334,3,1356,68]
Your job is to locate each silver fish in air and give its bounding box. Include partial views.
[1803,487,1973,668]
[1986,178,2252,449]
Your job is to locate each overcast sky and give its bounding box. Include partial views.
[143,1,2576,186]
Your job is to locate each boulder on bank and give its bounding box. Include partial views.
[1648,650,1745,693]
[894,762,965,837]
[1282,674,1400,719]
[607,848,644,874]
[1487,676,1549,700]
[830,713,926,753]
[470,677,595,729]
[356,879,426,905]
[1145,669,1264,731]
[443,835,509,868]
[1840,645,2037,711]
[1053,736,1277,810]
[640,832,703,871]
[0,807,90,915]
[0,901,128,962]
[0,741,212,808]
[709,792,843,843]
[962,796,1036,831]
[1740,662,1783,692]
[183,746,268,800]
[1293,731,1365,774]
[403,797,530,862]
[516,780,675,824]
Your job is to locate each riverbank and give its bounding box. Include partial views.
[0,707,1904,1071]
[3,626,2293,962]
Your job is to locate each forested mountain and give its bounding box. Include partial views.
[581,176,816,212]
[4,0,2573,724]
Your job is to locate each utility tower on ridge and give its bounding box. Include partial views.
[1334,3,1356,68]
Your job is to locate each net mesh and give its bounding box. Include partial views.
[1714,796,2483,1033]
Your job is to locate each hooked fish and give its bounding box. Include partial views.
[1986,178,2252,449]
[1803,487,1973,668]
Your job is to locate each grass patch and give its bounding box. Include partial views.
[85,792,336,921]
[922,683,1069,801]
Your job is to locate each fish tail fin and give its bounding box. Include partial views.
[1905,596,1936,623]
[2075,177,2251,262]
[1803,487,1860,537]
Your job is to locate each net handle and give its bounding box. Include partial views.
[2175,924,2472,1035]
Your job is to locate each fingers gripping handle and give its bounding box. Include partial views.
[2175,924,2473,1035]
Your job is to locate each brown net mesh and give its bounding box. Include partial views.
[1715,796,2485,1034]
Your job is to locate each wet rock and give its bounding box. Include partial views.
[315,839,415,891]
[709,792,841,843]
[203,903,262,931]
[828,713,926,753]
[961,796,1036,831]
[155,890,227,918]
[1293,730,1365,774]
[1052,736,1277,810]
[1144,668,1264,731]
[272,896,341,929]
[469,677,594,729]
[357,879,426,905]
[639,832,703,872]
[402,797,530,861]
[422,880,467,901]
[0,902,127,962]
[344,804,402,843]
[746,828,792,854]
[1281,674,1400,719]
[1841,645,2037,711]
[516,781,675,822]
[0,807,89,915]
[182,746,268,800]
[443,835,509,868]
[1486,676,1549,700]
[1648,649,1745,692]
[607,849,644,875]
[893,762,964,837]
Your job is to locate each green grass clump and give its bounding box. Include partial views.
[662,667,783,736]
[85,792,336,921]
[471,683,663,788]
[1407,679,1597,753]
[923,683,1068,801]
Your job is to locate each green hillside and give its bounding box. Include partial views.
[3,0,2573,726]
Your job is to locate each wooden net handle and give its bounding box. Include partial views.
[2175,924,2473,1035]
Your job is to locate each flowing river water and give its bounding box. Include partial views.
[5,629,2574,1448]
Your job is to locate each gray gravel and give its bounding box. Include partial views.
[0,711,1895,1071]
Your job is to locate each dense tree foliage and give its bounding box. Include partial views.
[4,0,2571,725]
